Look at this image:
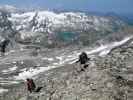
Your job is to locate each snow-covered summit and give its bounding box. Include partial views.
[0,8,127,46]
[9,10,125,33]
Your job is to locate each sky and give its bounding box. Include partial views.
[0,0,133,14]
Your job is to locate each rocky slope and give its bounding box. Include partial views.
[1,36,133,100]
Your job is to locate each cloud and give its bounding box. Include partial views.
[0,5,17,12]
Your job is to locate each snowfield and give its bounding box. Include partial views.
[0,88,8,94]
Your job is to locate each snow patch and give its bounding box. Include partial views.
[2,66,17,73]
[98,37,132,56]
[12,61,17,64]
[0,81,19,85]
[0,88,8,94]
[9,50,16,53]
[99,49,110,56]
[87,45,108,55]
[41,57,54,61]
[14,66,56,80]
[84,37,132,57]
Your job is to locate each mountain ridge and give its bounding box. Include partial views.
[0,6,128,48]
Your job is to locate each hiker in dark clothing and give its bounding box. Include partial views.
[76,52,90,71]
[26,78,43,93]
[0,39,10,56]
[76,52,90,64]
[26,78,36,93]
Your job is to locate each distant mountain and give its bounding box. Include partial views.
[0,6,128,47]
[117,13,133,25]
[85,12,133,25]
[10,11,125,32]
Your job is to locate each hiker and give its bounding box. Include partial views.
[76,52,89,64]
[0,39,10,56]
[26,78,36,93]
[26,78,43,93]
[76,52,90,71]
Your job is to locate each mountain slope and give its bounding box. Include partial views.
[2,36,133,100]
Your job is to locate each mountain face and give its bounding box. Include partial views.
[0,10,16,40]
[0,8,127,47]
[9,11,125,32]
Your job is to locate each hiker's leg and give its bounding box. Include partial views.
[75,63,81,72]
[28,89,32,93]
[80,64,85,72]
[30,90,32,93]
[74,63,85,73]
[79,64,84,72]
[83,64,88,69]
[35,87,43,92]
[1,47,5,56]
[32,88,36,92]
[0,51,4,56]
